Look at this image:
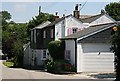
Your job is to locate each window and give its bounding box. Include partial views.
[31,31,33,42]
[34,30,36,43]
[43,31,46,38]
[50,29,53,38]
[65,50,71,60]
[72,28,78,33]
[43,50,46,58]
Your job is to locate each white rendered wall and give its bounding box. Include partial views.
[65,39,75,66]
[90,15,115,26]
[65,16,85,36]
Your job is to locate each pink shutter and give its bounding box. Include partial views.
[70,28,72,35]
[51,29,53,38]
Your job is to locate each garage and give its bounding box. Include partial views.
[63,23,117,73]
[77,43,114,72]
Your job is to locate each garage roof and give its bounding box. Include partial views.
[62,22,120,40]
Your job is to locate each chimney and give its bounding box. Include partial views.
[63,14,65,17]
[73,4,80,19]
[54,12,59,21]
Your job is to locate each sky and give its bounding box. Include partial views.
[1,0,120,23]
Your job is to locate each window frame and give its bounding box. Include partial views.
[72,28,78,33]
[43,30,46,38]
[42,50,47,60]
[65,50,71,60]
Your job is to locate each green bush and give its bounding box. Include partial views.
[3,61,14,67]
[45,59,75,73]
[6,57,14,62]
[48,40,65,60]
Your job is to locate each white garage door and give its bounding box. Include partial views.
[78,43,114,72]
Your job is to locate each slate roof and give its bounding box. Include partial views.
[46,14,72,27]
[80,15,93,19]
[62,22,117,39]
[32,21,51,30]
[80,14,104,23]
[32,14,72,30]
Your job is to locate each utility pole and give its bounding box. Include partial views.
[39,6,41,15]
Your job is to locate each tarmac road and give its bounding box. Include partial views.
[1,60,114,81]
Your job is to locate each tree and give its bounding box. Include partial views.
[100,9,106,14]
[111,25,120,81]
[2,23,28,59]
[1,11,11,30]
[27,12,54,35]
[105,2,120,21]
[1,11,11,20]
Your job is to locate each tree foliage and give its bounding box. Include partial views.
[111,25,120,81]
[27,12,54,35]
[2,23,28,58]
[105,2,120,21]
[1,11,11,20]
[48,40,65,60]
[1,11,11,30]
[1,11,28,66]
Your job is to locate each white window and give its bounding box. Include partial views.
[31,31,33,42]
[43,31,46,38]
[65,50,71,60]
[34,30,36,43]
[42,50,46,59]
[72,28,78,33]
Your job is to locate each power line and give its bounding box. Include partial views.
[80,0,88,11]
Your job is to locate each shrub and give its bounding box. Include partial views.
[48,40,65,60]
[3,61,14,67]
[45,59,75,73]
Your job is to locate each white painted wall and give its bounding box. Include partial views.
[55,21,63,40]
[23,45,32,66]
[90,14,115,26]
[24,47,45,66]
[65,16,85,36]
[65,39,75,66]
[77,43,83,72]
[35,50,43,66]
[55,16,85,40]
[77,43,114,72]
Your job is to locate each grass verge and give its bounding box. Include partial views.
[3,61,14,67]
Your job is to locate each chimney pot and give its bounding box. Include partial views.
[55,12,58,16]
[54,12,59,21]
[75,4,79,10]
[63,14,65,17]
[73,4,80,19]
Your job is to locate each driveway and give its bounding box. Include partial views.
[1,60,114,81]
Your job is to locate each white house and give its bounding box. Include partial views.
[23,4,117,68]
[23,14,85,66]
[61,22,120,72]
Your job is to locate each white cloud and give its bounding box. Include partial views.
[13,4,27,13]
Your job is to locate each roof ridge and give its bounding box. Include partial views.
[90,22,115,27]
[80,13,104,20]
